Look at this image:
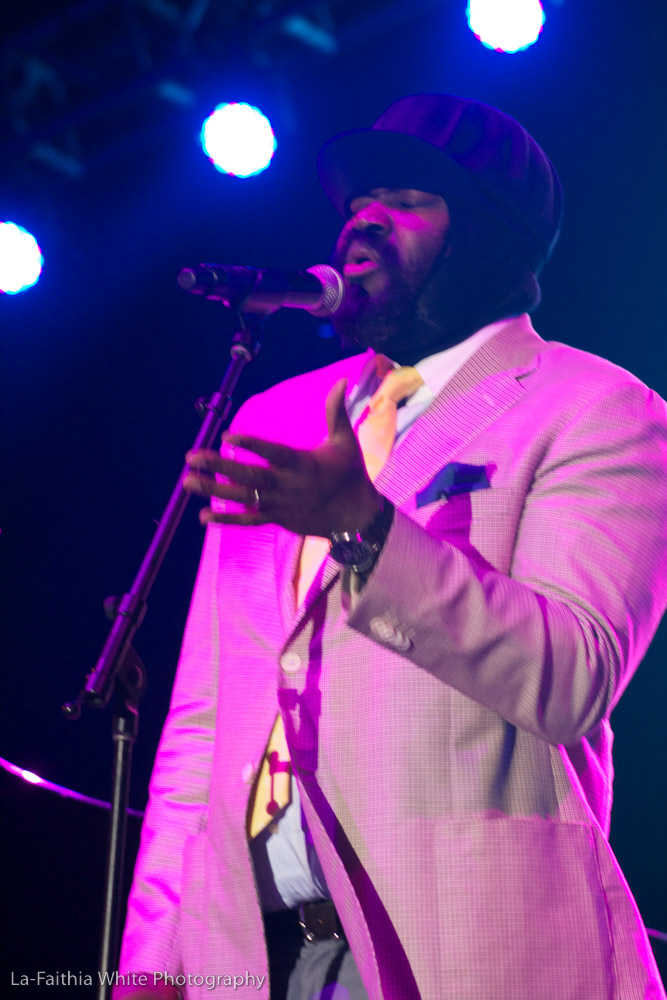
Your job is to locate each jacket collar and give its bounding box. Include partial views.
[376,314,543,506]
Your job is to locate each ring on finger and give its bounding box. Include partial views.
[250,487,262,511]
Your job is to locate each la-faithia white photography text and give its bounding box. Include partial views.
[10,970,267,991]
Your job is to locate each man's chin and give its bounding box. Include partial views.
[329,269,423,352]
[331,305,405,352]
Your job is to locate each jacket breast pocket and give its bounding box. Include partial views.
[405,487,523,573]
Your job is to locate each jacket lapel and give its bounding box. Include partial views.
[279,316,544,632]
[376,316,544,506]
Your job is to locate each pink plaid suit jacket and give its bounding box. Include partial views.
[120,315,667,999]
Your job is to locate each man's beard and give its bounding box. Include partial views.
[329,213,542,365]
[331,274,427,353]
[329,239,443,358]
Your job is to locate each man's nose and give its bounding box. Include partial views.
[351,201,392,237]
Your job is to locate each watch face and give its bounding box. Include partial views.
[330,537,374,570]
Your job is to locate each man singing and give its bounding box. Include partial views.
[117,95,667,999]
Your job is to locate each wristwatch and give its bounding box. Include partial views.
[328,496,395,574]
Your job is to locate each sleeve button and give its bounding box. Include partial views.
[370,616,397,642]
[369,616,412,650]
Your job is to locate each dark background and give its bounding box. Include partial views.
[2,0,666,993]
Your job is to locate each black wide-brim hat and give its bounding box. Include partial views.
[318,94,564,274]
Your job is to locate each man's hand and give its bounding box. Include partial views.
[183,378,382,537]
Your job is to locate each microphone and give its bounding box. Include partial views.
[177,263,345,317]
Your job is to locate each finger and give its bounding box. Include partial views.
[183,473,266,507]
[325,378,354,441]
[199,506,271,528]
[221,434,304,470]
[185,448,225,471]
[186,453,277,490]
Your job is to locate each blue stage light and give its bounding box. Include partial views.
[0,222,44,294]
[467,0,545,53]
[201,102,277,177]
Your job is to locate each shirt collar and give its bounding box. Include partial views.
[347,315,517,410]
[413,317,513,398]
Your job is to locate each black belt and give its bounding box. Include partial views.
[264,900,345,943]
[298,900,344,941]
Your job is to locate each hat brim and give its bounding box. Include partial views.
[318,128,480,217]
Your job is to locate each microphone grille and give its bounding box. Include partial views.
[306,265,345,317]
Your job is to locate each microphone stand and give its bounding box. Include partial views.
[63,309,265,1000]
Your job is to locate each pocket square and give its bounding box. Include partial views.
[416,463,491,507]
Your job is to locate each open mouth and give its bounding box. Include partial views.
[343,259,379,277]
[343,246,381,278]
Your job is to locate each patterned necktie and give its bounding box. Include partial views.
[248,713,293,839]
[356,358,424,482]
[249,359,424,839]
[295,359,423,605]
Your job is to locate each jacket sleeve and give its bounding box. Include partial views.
[348,378,667,745]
